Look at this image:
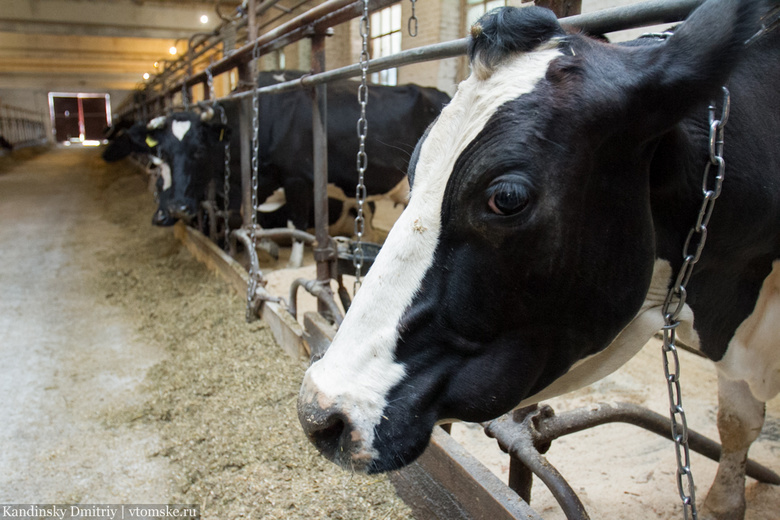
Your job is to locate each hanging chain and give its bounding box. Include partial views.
[408,0,418,37]
[206,66,216,102]
[660,86,730,520]
[246,41,262,320]
[353,0,370,293]
[218,105,232,254]
[181,79,190,110]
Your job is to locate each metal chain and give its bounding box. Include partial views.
[218,105,232,254]
[246,41,262,321]
[206,66,215,102]
[408,0,418,37]
[181,79,190,110]
[353,0,370,293]
[660,86,730,520]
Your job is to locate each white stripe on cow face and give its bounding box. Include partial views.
[300,48,563,464]
[171,120,192,141]
[159,162,172,191]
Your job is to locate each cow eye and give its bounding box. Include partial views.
[487,175,531,216]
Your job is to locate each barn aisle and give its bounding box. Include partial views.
[0,147,412,518]
[0,147,173,502]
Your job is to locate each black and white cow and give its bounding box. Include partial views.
[101,120,153,162]
[139,72,449,265]
[298,1,779,518]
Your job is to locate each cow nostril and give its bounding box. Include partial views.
[307,413,347,460]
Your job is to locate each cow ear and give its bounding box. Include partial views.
[622,0,761,135]
[126,123,157,151]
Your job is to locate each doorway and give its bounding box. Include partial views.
[48,93,111,144]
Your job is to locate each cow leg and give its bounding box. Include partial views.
[702,374,765,520]
[283,179,310,269]
[289,238,305,269]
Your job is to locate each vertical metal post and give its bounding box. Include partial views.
[310,32,335,312]
[239,90,253,229]
[248,0,258,41]
[507,405,538,504]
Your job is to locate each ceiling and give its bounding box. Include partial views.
[0,0,241,93]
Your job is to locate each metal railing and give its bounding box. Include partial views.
[0,104,47,149]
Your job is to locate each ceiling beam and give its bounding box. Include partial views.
[0,0,228,40]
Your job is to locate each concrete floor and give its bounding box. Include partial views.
[0,147,172,502]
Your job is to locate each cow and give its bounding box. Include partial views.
[139,72,449,266]
[297,1,779,518]
[101,120,153,162]
[0,135,13,151]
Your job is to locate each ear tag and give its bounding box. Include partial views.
[219,128,225,142]
[146,136,159,148]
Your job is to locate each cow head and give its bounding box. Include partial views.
[145,110,230,224]
[298,0,762,473]
[101,121,153,162]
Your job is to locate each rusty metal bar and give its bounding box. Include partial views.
[138,0,399,112]
[254,227,317,243]
[288,278,344,326]
[310,31,337,313]
[530,402,780,485]
[561,0,704,35]
[248,0,259,41]
[229,0,704,101]
[124,0,704,118]
[486,408,590,520]
[484,401,780,519]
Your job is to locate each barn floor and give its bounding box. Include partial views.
[2,146,777,519]
[0,147,410,518]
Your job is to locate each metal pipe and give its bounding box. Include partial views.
[248,0,258,42]
[138,0,399,110]
[310,32,335,310]
[560,0,704,35]
[485,411,590,520]
[254,227,317,244]
[532,402,780,485]
[288,277,344,326]
[239,101,253,230]
[228,0,704,100]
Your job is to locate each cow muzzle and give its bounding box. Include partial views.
[168,204,195,224]
[297,375,377,472]
[151,208,177,227]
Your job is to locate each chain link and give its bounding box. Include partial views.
[660,86,730,520]
[246,42,262,321]
[408,0,418,37]
[206,66,215,102]
[181,79,190,110]
[353,0,370,294]
[218,105,232,254]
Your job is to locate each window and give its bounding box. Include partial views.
[370,4,402,85]
[466,0,506,29]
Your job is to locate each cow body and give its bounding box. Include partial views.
[136,73,448,264]
[297,1,779,518]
